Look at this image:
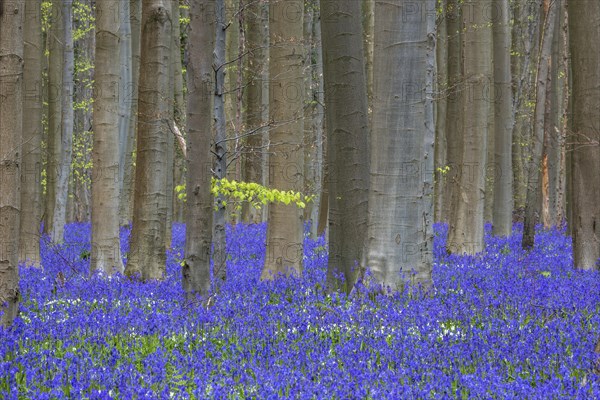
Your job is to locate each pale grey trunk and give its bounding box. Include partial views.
[20,0,43,267]
[310,15,324,239]
[447,0,492,255]
[261,0,305,279]
[118,0,135,227]
[183,0,216,299]
[569,0,600,270]
[125,0,172,280]
[91,0,125,276]
[52,0,75,242]
[213,0,228,286]
[367,0,435,289]
[491,0,514,236]
[0,0,24,327]
[172,0,186,223]
[320,0,369,292]
[44,1,64,237]
[522,1,557,250]
[441,0,462,226]
[434,3,447,223]
[241,0,266,224]
[362,0,374,116]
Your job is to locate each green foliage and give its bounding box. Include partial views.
[175,178,314,211]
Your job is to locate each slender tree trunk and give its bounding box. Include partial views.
[91,0,125,275]
[20,0,43,267]
[367,0,435,289]
[434,2,447,223]
[441,0,462,226]
[118,0,136,227]
[491,0,514,236]
[125,0,172,280]
[362,0,374,116]
[0,0,24,327]
[213,0,228,286]
[241,0,266,224]
[320,0,369,293]
[172,0,186,224]
[261,0,305,279]
[447,0,493,255]
[522,0,557,250]
[44,1,64,237]
[569,0,600,270]
[183,0,216,299]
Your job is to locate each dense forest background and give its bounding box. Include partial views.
[0,0,599,329]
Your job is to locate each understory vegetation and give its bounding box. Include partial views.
[2,223,600,398]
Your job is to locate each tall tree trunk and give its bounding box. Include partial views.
[491,0,514,236]
[367,0,435,289]
[0,0,23,327]
[51,0,75,242]
[44,0,64,238]
[183,0,216,299]
[91,0,125,275]
[522,0,557,250]
[569,0,600,270]
[434,2,447,223]
[20,0,43,267]
[320,0,369,293]
[118,0,136,227]
[213,0,228,286]
[362,0,374,118]
[125,0,172,280]
[447,0,492,255]
[241,0,266,224]
[172,0,186,224]
[261,0,305,279]
[441,0,462,226]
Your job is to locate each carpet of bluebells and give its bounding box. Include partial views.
[2,222,600,399]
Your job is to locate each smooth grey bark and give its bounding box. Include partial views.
[491,0,514,236]
[20,0,43,267]
[125,0,172,280]
[53,0,75,242]
[434,2,447,223]
[183,0,216,299]
[118,0,136,227]
[569,0,600,270]
[0,0,24,327]
[441,0,463,226]
[522,0,557,250]
[241,0,266,224]
[213,0,228,286]
[366,0,435,289]
[447,0,492,255]
[91,0,125,276]
[172,0,185,224]
[320,0,369,293]
[261,0,305,279]
[362,0,374,116]
[44,1,64,238]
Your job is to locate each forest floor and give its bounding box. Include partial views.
[1,222,600,398]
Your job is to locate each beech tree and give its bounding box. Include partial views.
[126,0,172,280]
[182,0,216,299]
[569,0,600,270]
[0,0,23,327]
[366,0,435,289]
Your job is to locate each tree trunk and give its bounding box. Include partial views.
[91,0,125,276]
[44,1,64,238]
[522,0,558,250]
[434,2,447,223]
[125,0,172,280]
[183,0,216,299]
[261,0,305,279]
[320,0,369,293]
[447,0,492,255]
[491,0,514,236]
[0,0,24,327]
[213,0,228,286]
[367,0,435,289]
[241,0,266,224]
[569,0,600,270]
[172,0,186,224]
[20,0,43,267]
